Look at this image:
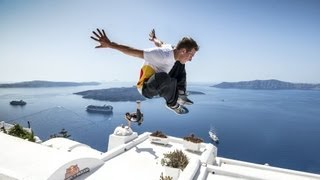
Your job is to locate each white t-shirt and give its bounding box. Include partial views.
[143,44,175,73]
[136,45,176,89]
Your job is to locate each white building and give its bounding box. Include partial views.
[0,125,319,180]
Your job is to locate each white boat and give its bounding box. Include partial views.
[209,130,219,143]
[86,105,113,114]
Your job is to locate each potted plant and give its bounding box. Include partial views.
[149,130,169,145]
[183,133,203,152]
[161,149,189,180]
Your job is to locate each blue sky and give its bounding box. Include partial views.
[1,0,319,83]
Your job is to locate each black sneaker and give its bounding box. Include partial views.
[137,114,144,126]
[177,94,194,105]
[166,103,189,115]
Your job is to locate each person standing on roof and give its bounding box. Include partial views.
[91,28,199,115]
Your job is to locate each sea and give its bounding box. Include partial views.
[0,82,320,174]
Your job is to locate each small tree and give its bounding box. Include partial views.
[8,124,35,142]
[49,128,71,139]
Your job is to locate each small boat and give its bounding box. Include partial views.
[209,129,219,144]
[10,100,27,106]
[86,105,113,114]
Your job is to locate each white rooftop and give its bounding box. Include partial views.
[0,125,319,180]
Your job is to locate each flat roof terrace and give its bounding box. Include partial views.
[88,132,216,180]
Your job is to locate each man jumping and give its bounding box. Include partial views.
[91,28,199,115]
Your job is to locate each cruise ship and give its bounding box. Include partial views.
[9,100,27,106]
[86,105,113,114]
[0,123,319,180]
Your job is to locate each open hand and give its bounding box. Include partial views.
[90,28,111,48]
[148,28,156,42]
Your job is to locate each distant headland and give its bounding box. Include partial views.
[74,87,146,102]
[188,91,205,95]
[212,79,320,90]
[74,87,204,102]
[0,80,100,88]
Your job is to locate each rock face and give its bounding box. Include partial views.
[74,87,146,102]
[212,79,320,90]
[0,80,100,88]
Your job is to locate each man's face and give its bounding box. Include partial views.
[180,48,196,64]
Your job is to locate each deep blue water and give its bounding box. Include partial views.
[0,82,320,174]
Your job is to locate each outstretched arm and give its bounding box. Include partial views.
[149,29,164,47]
[91,28,144,59]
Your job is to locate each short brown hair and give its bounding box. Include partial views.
[176,37,199,52]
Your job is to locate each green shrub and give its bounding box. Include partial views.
[49,128,71,139]
[150,130,167,138]
[161,149,189,170]
[183,133,203,143]
[8,124,35,142]
[159,172,173,180]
